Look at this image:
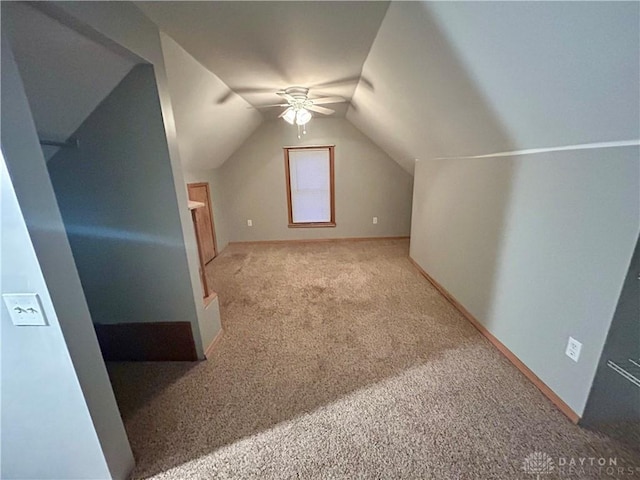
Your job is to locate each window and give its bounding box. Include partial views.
[284,146,335,228]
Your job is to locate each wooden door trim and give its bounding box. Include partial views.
[187,182,218,261]
[190,208,211,298]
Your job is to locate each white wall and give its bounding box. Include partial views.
[353,1,640,417]
[219,118,413,242]
[1,33,133,479]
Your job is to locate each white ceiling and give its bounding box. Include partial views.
[136,1,389,118]
[2,2,137,159]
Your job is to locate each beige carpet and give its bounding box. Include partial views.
[108,239,639,479]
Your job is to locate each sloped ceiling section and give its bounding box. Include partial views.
[136,1,389,118]
[348,1,640,174]
[160,33,262,171]
[2,2,137,159]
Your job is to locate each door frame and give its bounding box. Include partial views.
[187,182,218,262]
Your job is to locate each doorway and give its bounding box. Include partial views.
[188,182,218,263]
[188,182,218,302]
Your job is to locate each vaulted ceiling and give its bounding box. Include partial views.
[136,1,390,118]
[4,1,638,175]
[137,1,639,175]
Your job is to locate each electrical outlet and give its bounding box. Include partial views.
[565,336,582,362]
[3,293,48,326]
[373,216,378,224]
[247,219,252,227]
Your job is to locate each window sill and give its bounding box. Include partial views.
[288,222,336,228]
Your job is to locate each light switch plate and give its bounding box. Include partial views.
[3,293,48,326]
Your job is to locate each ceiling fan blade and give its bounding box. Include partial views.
[256,103,290,109]
[278,107,294,118]
[218,86,286,104]
[310,96,346,105]
[307,105,335,115]
[276,91,295,102]
[234,87,282,94]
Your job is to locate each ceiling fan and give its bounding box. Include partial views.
[257,86,347,127]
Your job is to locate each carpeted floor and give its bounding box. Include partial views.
[108,239,639,479]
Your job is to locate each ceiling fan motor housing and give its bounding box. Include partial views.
[284,86,310,99]
[284,87,312,109]
[275,86,342,120]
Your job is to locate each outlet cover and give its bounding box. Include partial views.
[565,336,582,362]
[3,293,48,326]
[247,219,253,227]
[373,216,378,224]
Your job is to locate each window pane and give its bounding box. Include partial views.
[289,149,331,223]
[292,191,330,223]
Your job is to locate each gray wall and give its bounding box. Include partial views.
[48,65,199,332]
[207,168,231,252]
[1,146,111,480]
[583,236,640,425]
[410,146,639,416]
[348,1,639,173]
[159,32,262,171]
[1,32,133,479]
[2,2,135,161]
[348,0,640,418]
[219,118,413,242]
[160,29,264,255]
[38,1,221,354]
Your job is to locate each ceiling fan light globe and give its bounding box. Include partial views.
[283,108,296,125]
[296,108,312,125]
